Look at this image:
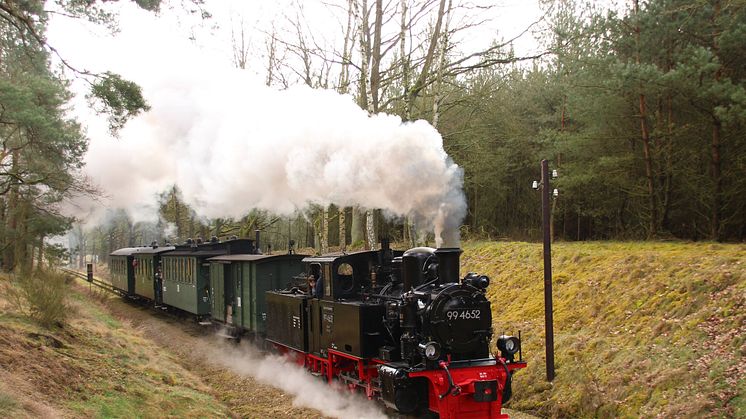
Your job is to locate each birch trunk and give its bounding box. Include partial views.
[265,30,277,86]
[365,209,376,250]
[431,0,452,129]
[339,0,355,94]
[321,207,329,254]
[399,0,410,119]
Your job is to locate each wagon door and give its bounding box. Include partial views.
[210,263,226,322]
[232,263,244,329]
[223,264,235,325]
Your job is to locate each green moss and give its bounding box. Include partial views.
[95,311,121,329]
[0,391,18,413]
[462,241,745,418]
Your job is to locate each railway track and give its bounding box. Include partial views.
[61,267,219,332]
[60,267,118,294]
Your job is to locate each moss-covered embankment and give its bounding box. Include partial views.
[462,241,745,418]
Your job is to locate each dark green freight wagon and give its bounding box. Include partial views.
[133,245,175,305]
[109,248,140,295]
[208,253,306,335]
[161,239,255,317]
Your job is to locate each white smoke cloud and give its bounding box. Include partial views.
[49,2,467,246]
[162,222,178,241]
[209,340,387,419]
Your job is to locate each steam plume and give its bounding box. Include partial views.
[209,341,387,419]
[81,72,466,246]
[52,4,467,246]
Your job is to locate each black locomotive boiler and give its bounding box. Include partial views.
[266,242,526,418]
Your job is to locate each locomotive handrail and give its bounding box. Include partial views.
[438,360,461,399]
[359,292,401,301]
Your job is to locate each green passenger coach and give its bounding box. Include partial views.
[207,253,306,336]
[160,239,255,317]
[133,244,175,305]
[109,247,139,295]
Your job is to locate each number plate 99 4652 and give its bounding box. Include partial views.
[446,309,482,320]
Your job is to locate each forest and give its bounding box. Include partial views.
[1,0,745,271]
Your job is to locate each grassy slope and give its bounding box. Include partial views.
[0,274,229,418]
[461,241,745,418]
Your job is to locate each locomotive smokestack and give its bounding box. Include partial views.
[401,254,420,291]
[254,229,261,254]
[434,248,462,285]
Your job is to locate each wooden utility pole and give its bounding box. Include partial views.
[541,159,555,382]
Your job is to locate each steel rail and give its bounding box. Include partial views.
[60,267,118,294]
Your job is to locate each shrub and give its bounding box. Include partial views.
[3,270,70,328]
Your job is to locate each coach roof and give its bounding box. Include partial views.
[207,254,307,263]
[109,247,142,256]
[301,249,378,263]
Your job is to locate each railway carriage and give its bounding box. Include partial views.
[207,253,306,336]
[133,244,175,305]
[109,247,140,296]
[160,238,255,317]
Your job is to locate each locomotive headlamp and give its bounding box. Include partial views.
[419,341,441,360]
[497,335,521,360]
[464,273,490,289]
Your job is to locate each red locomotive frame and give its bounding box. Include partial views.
[273,343,527,418]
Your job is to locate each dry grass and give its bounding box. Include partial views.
[462,241,745,418]
[0,271,229,418]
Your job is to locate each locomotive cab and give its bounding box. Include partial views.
[302,250,377,300]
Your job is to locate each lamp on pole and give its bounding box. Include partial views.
[532,159,557,381]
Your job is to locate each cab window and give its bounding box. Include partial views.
[336,262,354,292]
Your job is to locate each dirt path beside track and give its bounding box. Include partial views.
[98,291,326,418]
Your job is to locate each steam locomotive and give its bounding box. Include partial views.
[108,238,525,418]
[266,241,525,418]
